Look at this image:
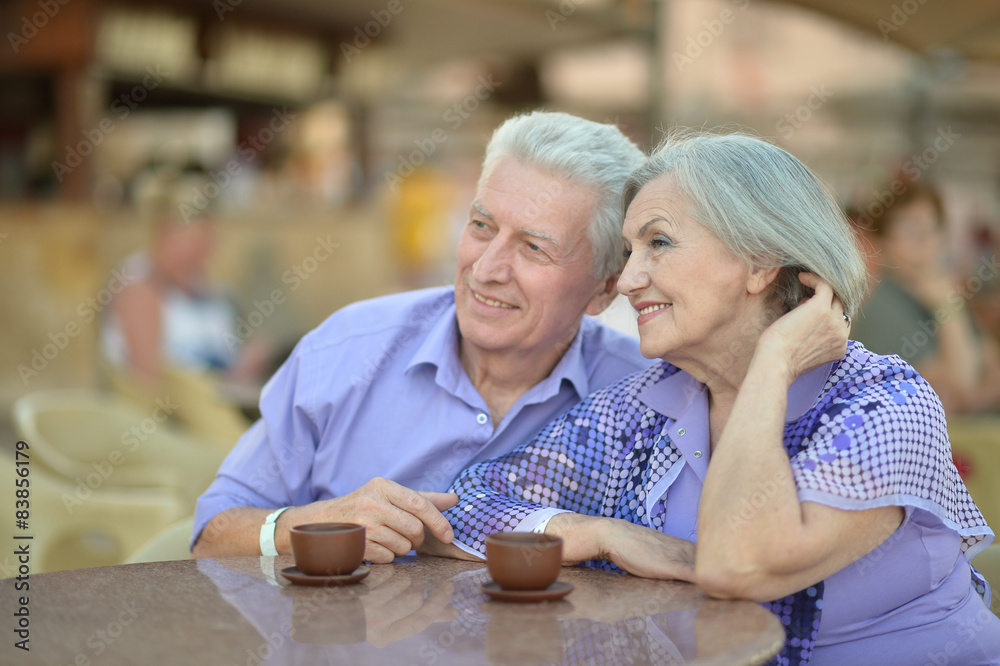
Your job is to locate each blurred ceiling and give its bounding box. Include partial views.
[775,0,1000,62]
[200,0,1000,64]
[167,0,649,65]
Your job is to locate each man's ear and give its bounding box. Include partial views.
[746,265,781,296]
[585,274,621,316]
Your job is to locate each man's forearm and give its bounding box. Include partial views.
[193,482,461,562]
[193,506,298,558]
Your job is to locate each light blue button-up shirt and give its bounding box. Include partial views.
[192,286,652,546]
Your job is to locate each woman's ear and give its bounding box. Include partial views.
[746,265,780,296]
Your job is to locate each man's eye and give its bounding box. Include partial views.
[527,242,541,252]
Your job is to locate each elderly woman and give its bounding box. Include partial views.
[437,132,999,665]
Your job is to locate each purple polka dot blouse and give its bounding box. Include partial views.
[445,342,998,665]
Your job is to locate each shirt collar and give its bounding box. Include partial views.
[406,301,461,381]
[637,360,835,423]
[637,368,704,420]
[536,322,590,401]
[405,304,591,403]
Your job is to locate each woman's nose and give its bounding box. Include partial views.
[617,253,648,295]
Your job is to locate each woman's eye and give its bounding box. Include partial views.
[622,247,632,259]
[650,236,672,249]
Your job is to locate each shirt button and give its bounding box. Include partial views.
[693,450,703,458]
[677,428,686,436]
[476,413,489,425]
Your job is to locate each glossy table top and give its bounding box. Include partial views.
[3,555,784,665]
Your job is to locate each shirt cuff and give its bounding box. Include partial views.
[452,539,486,560]
[513,508,573,534]
[451,508,573,559]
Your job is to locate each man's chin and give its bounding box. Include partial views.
[456,325,520,356]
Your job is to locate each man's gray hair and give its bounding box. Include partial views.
[480,111,644,280]
[623,129,867,316]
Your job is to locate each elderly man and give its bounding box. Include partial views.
[191,111,652,561]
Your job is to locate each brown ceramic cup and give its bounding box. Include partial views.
[290,522,365,575]
[485,532,563,591]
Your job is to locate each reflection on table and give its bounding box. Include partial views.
[3,555,783,665]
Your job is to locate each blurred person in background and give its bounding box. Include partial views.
[969,223,1000,349]
[102,171,273,388]
[191,111,654,562]
[844,207,881,287]
[851,182,1000,414]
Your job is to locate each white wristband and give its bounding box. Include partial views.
[259,506,292,556]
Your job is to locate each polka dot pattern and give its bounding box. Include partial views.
[445,342,992,666]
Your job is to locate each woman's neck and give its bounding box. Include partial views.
[669,305,780,446]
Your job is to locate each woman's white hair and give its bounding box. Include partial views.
[623,129,868,316]
[479,111,644,280]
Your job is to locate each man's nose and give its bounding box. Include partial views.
[472,237,513,283]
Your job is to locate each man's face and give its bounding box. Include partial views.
[454,157,613,362]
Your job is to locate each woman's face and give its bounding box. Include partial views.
[881,196,943,277]
[156,220,215,291]
[618,175,765,367]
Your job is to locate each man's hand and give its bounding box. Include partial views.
[417,526,484,561]
[281,478,458,563]
[192,479,458,560]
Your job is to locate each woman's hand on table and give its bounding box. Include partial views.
[546,513,697,583]
[599,519,697,582]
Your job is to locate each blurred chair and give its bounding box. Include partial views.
[949,415,1000,531]
[124,515,195,564]
[0,451,184,574]
[160,365,254,448]
[12,389,227,513]
[103,359,251,451]
[972,544,1000,616]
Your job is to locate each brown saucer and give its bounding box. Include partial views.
[281,564,370,587]
[482,580,573,602]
